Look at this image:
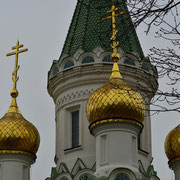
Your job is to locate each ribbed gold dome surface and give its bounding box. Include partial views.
[87,63,145,129]
[165,124,180,165]
[0,111,40,159]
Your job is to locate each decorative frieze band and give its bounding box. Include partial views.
[56,89,95,110]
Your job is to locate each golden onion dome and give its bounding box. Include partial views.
[1,41,40,160]
[87,62,145,129]
[0,90,40,160]
[0,107,40,159]
[165,124,180,165]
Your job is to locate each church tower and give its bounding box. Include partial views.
[0,41,40,180]
[47,0,159,179]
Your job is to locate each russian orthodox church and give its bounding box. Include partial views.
[47,0,160,179]
[0,1,180,180]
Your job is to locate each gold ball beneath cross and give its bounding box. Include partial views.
[111,53,120,62]
[10,89,18,98]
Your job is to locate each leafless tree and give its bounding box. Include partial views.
[115,0,180,113]
[79,0,180,113]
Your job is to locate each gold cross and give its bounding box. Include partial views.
[102,4,125,62]
[7,41,28,98]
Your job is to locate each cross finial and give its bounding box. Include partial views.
[102,4,125,62]
[6,41,28,113]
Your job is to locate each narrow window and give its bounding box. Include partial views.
[132,136,137,164]
[101,134,107,164]
[72,111,79,148]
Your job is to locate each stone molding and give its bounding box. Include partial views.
[0,153,34,165]
[91,121,142,137]
[48,64,158,102]
[49,47,158,81]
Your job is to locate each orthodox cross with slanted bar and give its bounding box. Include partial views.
[6,41,28,98]
[102,4,125,62]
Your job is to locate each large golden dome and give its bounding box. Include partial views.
[87,62,145,129]
[165,124,180,165]
[0,111,40,159]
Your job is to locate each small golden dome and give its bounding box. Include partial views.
[0,111,40,159]
[165,124,180,165]
[87,62,145,129]
[2,41,40,160]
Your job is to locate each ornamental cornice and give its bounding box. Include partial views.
[0,153,34,164]
[48,64,158,100]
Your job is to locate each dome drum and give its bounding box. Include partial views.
[89,118,143,134]
[89,119,143,137]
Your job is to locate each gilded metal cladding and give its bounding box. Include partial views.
[87,77,145,127]
[165,124,180,165]
[0,112,40,159]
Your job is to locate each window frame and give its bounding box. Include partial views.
[73,169,94,180]
[71,111,80,148]
[53,66,59,76]
[64,105,81,152]
[109,169,135,180]
[102,55,112,63]
[124,58,136,66]
[64,60,74,69]
[82,56,94,64]
[114,172,131,180]
[56,174,72,180]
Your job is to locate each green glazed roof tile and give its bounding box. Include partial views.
[60,0,144,60]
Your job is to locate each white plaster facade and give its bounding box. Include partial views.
[0,154,34,180]
[91,122,142,178]
[48,47,158,177]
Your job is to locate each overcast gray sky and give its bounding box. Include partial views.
[0,1,179,180]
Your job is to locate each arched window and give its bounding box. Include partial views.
[114,173,131,180]
[103,55,112,62]
[60,176,69,180]
[64,60,74,69]
[79,174,88,180]
[53,66,59,76]
[124,58,135,66]
[82,56,94,64]
[141,63,149,72]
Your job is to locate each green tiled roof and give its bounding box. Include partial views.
[60,0,144,60]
